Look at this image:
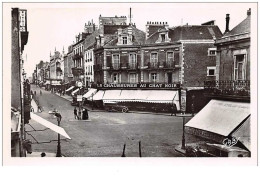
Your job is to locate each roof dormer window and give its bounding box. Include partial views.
[161,34,165,42]
[122,36,127,44]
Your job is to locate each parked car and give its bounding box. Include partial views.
[104,101,129,113]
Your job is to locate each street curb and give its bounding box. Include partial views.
[174,146,187,156]
[69,119,92,122]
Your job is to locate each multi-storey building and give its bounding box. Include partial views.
[143,21,223,112]
[11,8,29,157]
[64,45,74,86]
[204,9,250,102]
[92,20,222,112]
[49,50,64,91]
[84,29,100,87]
[183,9,251,157]
[94,25,145,84]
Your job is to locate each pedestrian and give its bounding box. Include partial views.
[40,90,42,96]
[74,107,78,119]
[82,108,89,120]
[78,110,82,120]
[34,91,36,96]
[171,103,177,116]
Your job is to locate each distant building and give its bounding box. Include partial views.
[49,50,63,91]
[84,29,100,87]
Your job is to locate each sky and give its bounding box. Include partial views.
[4,2,256,76]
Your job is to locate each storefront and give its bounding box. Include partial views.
[183,99,250,157]
[90,83,181,112]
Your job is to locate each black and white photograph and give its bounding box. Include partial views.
[2,2,258,167]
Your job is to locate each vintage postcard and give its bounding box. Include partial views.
[2,2,258,166]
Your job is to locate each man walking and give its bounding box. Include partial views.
[74,107,78,119]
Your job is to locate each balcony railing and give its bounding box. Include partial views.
[127,62,138,70]
[148,62,159,69]
[204,80,250,99]
[163,61,175,68]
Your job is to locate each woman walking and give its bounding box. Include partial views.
[74,107,78,119]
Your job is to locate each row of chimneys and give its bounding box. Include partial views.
[146,21,168,25]
[99,14,127,18]
[225,8,251,33]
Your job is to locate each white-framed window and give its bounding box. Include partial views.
[207,66,216,76]
[208,48,217,56]
[234,54,246,80]
[129,73,136,83]
[151,73,157,83]
[122,37,127,44]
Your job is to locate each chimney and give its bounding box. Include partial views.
[225,14,230,33]
[247,8,251,16]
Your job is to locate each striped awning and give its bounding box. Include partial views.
[71,88,79,95]
[65,86,74,92]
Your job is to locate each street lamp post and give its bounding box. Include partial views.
[182,116,186,149]
[54,112,62,157]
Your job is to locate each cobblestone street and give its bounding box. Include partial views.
[26,85,199,157]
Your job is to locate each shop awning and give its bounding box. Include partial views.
[102,90,180,110]
[145,90,179,103]
[65,86,74,92]
[71,88,79,95]
[93,90,105,100]
[30,113,71,139]
[83,88,97,99]
[102,90,122,102]
[232,115,251,151]
[185,100,250,137]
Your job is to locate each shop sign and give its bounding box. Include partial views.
[19,9,27,32]
[77,95,83,101]
[96,83,180,89]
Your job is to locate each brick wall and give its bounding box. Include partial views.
[182,43,216,87]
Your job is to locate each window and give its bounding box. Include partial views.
[129,73,136,83]
[234,54,245,80]
[122,37,127,44]
[151,73,157,83]
[113,73,119,83]
[129,53,137,68]
[151,53,158,63]
[167,52,174,62]
[161,34,166,42]
[112,54,120,69]
[208,48,217,56]
[207,66,216,76]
